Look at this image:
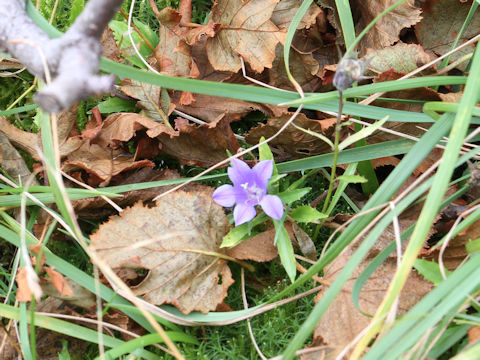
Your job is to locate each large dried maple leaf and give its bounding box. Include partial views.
[206,0,285,73]
[90,190,233,314]
[353,0,422,54]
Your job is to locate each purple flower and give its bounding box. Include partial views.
[213,159,284,226]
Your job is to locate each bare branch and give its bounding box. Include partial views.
[0,0,124,113]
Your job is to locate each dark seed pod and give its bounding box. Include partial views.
[333,56,365,91]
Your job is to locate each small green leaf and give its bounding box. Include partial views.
[221,216,265,248]
[277,188,311,204]
[96,97,136,114]
[58,340,71,360]
[69,0,84,24]
[259,136,278,176]
[290,206,327,223]
[274,221,296,282]
[339,116,389,150]
[336,175,367,183]
[133,18,159,48]
[466,238,480,254]
[414,259,451,285]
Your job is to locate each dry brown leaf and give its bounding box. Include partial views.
[156,115,240,167]
[41,278,96,309]
[184,23,220,45]
[271,0,322,30]
[269,43,321,92]
[15,267,33,302]
[190,37,234,83]
[206,0,285,73]
[172,91,286,123]
[365,43,434,75]
[353,0,422,55]
[44,267,74,297]
[314,227,433,349]
[73,168,180,218]
[34,297,89,359]
[416,0,480,71]
[226,227,279,262]
[431,218,480,271]
[120,79,172,122]
[63,142,155,185]
[101,28,121,62]
[316,0,343,44]
[0,328,19,360]
[0,116,40,159]
[0,132,37,186]
[245,113,335,157]
[369,69,441,143]
[94,112,164,149]
[468,326,480,344]
[155,8,199,78]
[90,190,234,314]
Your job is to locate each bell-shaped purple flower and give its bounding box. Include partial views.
[213,159,284,226]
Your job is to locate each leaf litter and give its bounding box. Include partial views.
[1,0,479,357]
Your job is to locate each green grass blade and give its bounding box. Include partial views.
[0,303,160,360]
[0,140,414,208]
[335,0,355,48]
[355,42,480,357]
[364,254,480,359]
[283,0,313,93]
[279,113,453,358]
[97,332,199,360]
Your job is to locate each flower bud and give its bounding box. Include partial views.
[333,56,365,91]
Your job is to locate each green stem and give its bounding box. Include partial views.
[29,297,36,360]
[321,90,343,214]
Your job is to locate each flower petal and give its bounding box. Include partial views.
[252,160,273,189]
[260,195,284,220]
[228,158,252,186]
[212,184,237,207]
[233,203,257,226]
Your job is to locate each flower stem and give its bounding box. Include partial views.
[321,90,343,214]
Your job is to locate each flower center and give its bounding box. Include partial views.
[241,182,264,204]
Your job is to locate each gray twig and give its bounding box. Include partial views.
[0,0,124,113]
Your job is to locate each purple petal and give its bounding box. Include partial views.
[228,158,252,186]
[252,160,273,189]
[260,195,284,220]
[233,203,257,226]
[212,184,236,207]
